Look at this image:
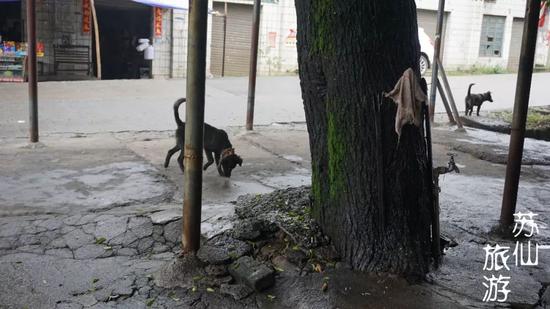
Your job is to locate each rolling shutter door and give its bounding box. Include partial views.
[211,2,253,77]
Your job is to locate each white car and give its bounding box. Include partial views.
[418,27,435,76]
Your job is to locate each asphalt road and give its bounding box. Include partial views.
[0,73,549,137]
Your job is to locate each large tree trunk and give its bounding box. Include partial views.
[296,0,433,276]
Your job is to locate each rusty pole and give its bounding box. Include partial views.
[437,58,464,130]
[428,0,445,122]
[436,78,455,124]
[182,0,208,253]
[221,2,227,77]
[500,0,540,228]
[26,0,38,143]
[246,0,261,131]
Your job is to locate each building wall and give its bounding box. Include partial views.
[172,9,188,78]
[251,0,550,74]
[152,8,172,79]
[258,0,298,75]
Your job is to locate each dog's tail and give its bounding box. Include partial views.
[173,98,186,127]
[467,83,475,97]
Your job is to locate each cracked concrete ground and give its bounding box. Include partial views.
[0,124,549,308]
[0,125,312,308]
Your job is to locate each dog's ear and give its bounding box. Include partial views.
[237,156,243,167]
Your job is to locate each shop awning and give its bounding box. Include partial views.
[132,0,188,10]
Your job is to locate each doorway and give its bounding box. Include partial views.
[0,2,22,42]
[93,0,152,80]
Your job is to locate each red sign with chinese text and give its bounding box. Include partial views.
[82,0,91,33]
[154,7,163,38]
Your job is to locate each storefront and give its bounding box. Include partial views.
[0,0,24,82]
[0,0,187,82]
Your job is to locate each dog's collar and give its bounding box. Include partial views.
[218,148,235,167]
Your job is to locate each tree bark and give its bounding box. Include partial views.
[295,0,432,276]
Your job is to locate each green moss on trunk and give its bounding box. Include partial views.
[311,0,335,55]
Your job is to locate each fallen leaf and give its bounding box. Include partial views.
[95,237,106,245]
[146,297,156,307]
[321,282,328,292]
[92,278,99,284]
[312,264,322,273]
[274,266,284,272]
[267,294,276,301]
[206,287,215,293]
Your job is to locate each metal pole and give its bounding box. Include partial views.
[246,0,261,131]
[26,0,38,143]
[437,59,464,130]
[182,0,208,254]
[436,78,456,124]
[221,2,227,77]
[500,0,540,228]
[428,0,445,122]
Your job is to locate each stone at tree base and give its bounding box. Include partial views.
[231,219,261,241]
[229,256,275,291]
[205,264,229,277]
[286,249,308,265]
[197,234,251,265]
[219,284,254,300]
[231,218,278,241]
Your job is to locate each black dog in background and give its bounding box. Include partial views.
[465,83,493,116]
[164,98,243,178]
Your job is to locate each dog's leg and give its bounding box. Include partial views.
[215,152,224,176]
[177,151,185,173]
[476,104,481,116]
[203,151,215,171]
[164,146,180,168]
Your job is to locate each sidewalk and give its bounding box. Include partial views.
[0,124,549,308]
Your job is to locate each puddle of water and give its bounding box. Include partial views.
[282,155,304,162]
[439,173,550,238]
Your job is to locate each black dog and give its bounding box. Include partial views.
[465,83,493,116]
[164,98,243,177]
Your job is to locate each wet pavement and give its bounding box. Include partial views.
[0,123,549,308]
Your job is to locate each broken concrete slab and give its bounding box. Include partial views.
[163,219,182,245]
[229,256,275,292]
[149,208,182,225]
